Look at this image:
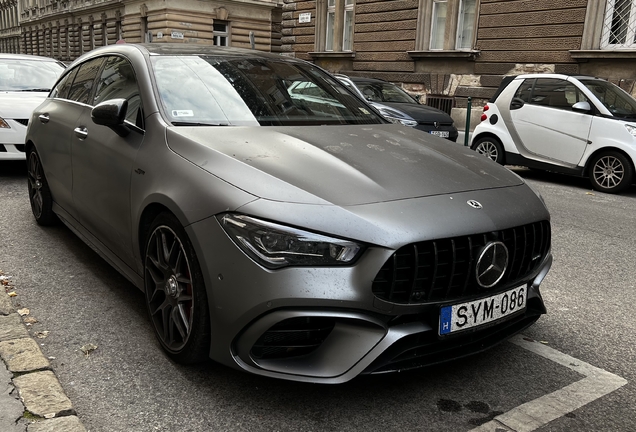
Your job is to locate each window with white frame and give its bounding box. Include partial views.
[430,0,447,50]
[325,0,354,51]
[417,0,477,51]
[213,21,229,46]
[601,0,636,48]
[456,0,476,50]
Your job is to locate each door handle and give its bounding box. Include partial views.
[38,114,50,123]
[510,98,525,110]
[74,127,88,140]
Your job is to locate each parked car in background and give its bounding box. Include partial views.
[27,44,551,383]
[0,54,65,160]
[336,74,458,142]
[471,74,636,193]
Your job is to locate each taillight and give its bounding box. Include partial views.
[481,104,490,122]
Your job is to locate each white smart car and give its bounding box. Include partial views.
[471,74,636,193]
[0,54,65,160]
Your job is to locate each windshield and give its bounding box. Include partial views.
[0,59,65,92]
[150,55,383,126]
[579,79,636,120]
[355,82,416,104]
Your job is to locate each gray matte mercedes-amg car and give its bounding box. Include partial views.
[26,44,552,383]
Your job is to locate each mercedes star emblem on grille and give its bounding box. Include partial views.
[467,200,483,209]
[475,241,509,288]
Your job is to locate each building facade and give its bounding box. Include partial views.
[280,0,636,128]
[6,0,282,62]
[0,0,21,53]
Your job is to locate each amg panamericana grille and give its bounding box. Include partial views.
[372,221,551,304]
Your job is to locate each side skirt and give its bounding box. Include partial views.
[506,153,585,177]
[52,203,144,291]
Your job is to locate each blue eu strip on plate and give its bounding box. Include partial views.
[439,306,452,335]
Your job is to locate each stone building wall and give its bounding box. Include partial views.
[281,0,636,131]
[12,0,283,62]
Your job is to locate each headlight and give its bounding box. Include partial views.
[0,118,10,129]
[625,124,636,137]
[376,107,418,127]
[218,213,363,269]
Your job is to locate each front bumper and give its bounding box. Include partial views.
[414,124,458,142]
[0,120,28,160]
[186,207,551,383]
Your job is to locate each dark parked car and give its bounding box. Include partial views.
[26,44,551,383]
[336,74,458,142]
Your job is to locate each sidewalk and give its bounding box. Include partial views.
[0,274,86,432]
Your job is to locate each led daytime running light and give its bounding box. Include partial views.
[219,214,363,269]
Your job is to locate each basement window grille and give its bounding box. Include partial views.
[426,95,454,115]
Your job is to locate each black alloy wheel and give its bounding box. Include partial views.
[589,151,633,194]
[27,148,57,226]
[472,136,505,165]
[144,213,210,363]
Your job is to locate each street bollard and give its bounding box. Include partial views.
[464,96,472,147]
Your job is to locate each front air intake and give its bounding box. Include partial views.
[250,317,335,360]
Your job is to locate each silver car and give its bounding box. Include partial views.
[26,44,552,383]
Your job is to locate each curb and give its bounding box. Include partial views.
[1,273,86,432]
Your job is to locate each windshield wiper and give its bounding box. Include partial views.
[171,121,229,126]
[18,88,51,92]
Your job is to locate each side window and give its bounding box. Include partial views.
[93,56,143,128]
[50,67,78,100]
[67,58,105,105]
[529,78,585,110]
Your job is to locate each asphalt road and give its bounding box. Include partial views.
[1,160,634,432]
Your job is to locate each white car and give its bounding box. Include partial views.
[471,74,636,193]
[0,54,65,160]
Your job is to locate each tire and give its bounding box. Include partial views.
[27,148,57,226]
[144,212,210,364]
[589,151,633,194]
[472,136,505,165]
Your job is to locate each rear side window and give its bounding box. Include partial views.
[50,68,78,100]
[67,58,105,105]
[513,79,534,103]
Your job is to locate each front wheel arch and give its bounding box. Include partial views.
[471,133,505,165]
[143,211,211,363]
[585,148,635,193]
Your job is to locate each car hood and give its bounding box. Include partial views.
[372,101,453,123]
[166,124,522,206]
[0,92,49,119]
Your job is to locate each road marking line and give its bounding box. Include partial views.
[469,334,628,432]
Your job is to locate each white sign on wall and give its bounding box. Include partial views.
[299,13,311,24]
[171,31,184,40]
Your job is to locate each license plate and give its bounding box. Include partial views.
[439,285,526,335]
[430,131,449,138]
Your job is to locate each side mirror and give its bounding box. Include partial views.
[91,99,130,137]
[510,97,525,110]
[572,101,592,113]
